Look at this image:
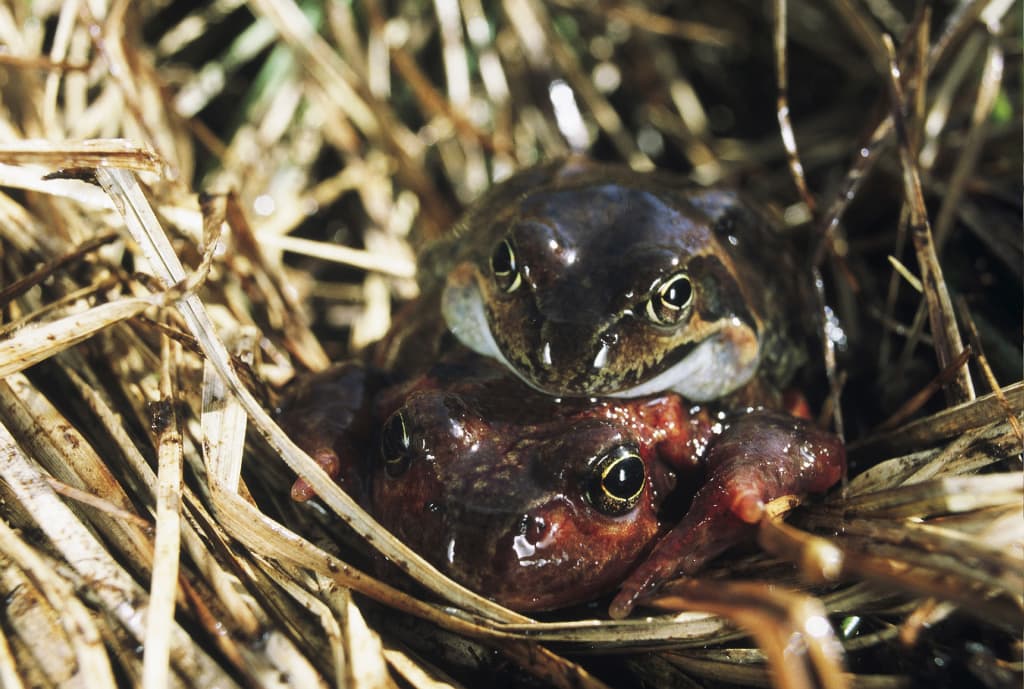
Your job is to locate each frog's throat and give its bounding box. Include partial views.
[442,273,521,373]
[444,273,760,401]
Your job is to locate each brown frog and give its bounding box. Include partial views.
[280,355,844,614]
[424,157,813,403]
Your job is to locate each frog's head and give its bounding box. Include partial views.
[370,383,674,611]
[443,164,766,400]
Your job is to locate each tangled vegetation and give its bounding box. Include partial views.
[0,1,1019,688]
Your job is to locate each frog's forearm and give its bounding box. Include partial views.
[610,411,844,618]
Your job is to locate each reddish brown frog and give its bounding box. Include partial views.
[280,355,844,614]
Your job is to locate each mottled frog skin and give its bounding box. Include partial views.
[424,157,812,402]
[280,355,844,614]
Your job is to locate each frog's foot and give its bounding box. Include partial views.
[277,362,380,503]
[609,411,845,619]
[289,448,343,502]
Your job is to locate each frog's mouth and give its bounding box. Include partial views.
[518,320,761,401]
[610,323,761,400]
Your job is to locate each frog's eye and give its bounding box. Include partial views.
[645,272,693,326]
[380,411,413,478]
[585,445,645,516]
[490,239,522,293]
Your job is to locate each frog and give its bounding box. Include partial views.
[421,157,813,403]
[279,353,845,614]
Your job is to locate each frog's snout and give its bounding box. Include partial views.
[514,327,617,396]
[534,321,618,373]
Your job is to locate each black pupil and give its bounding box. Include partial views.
[491,240,514,275]
[661,277,691,308]
[604,456,644,499]
[382,414,409,455]
[381,413,413,477]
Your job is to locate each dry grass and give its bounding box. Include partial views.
[0,1,1019,688]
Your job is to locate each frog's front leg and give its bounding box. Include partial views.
[609,411,845,618]
[276,362,385,503]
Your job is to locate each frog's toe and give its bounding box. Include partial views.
[289,447,342,502]
[729,489,766,523]
[290,478,315,502]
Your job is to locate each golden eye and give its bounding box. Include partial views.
[585,445,645,516]
[490,239,522,293]
[645,272,693,326]
[380,411,412,478]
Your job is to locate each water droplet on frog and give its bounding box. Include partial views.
[513,534,536,559]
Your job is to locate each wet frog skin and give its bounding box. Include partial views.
[280,356,844,614]
[427,157,812,402]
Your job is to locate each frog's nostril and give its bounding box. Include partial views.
[511,514,551,561]
[591,329,619,369]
